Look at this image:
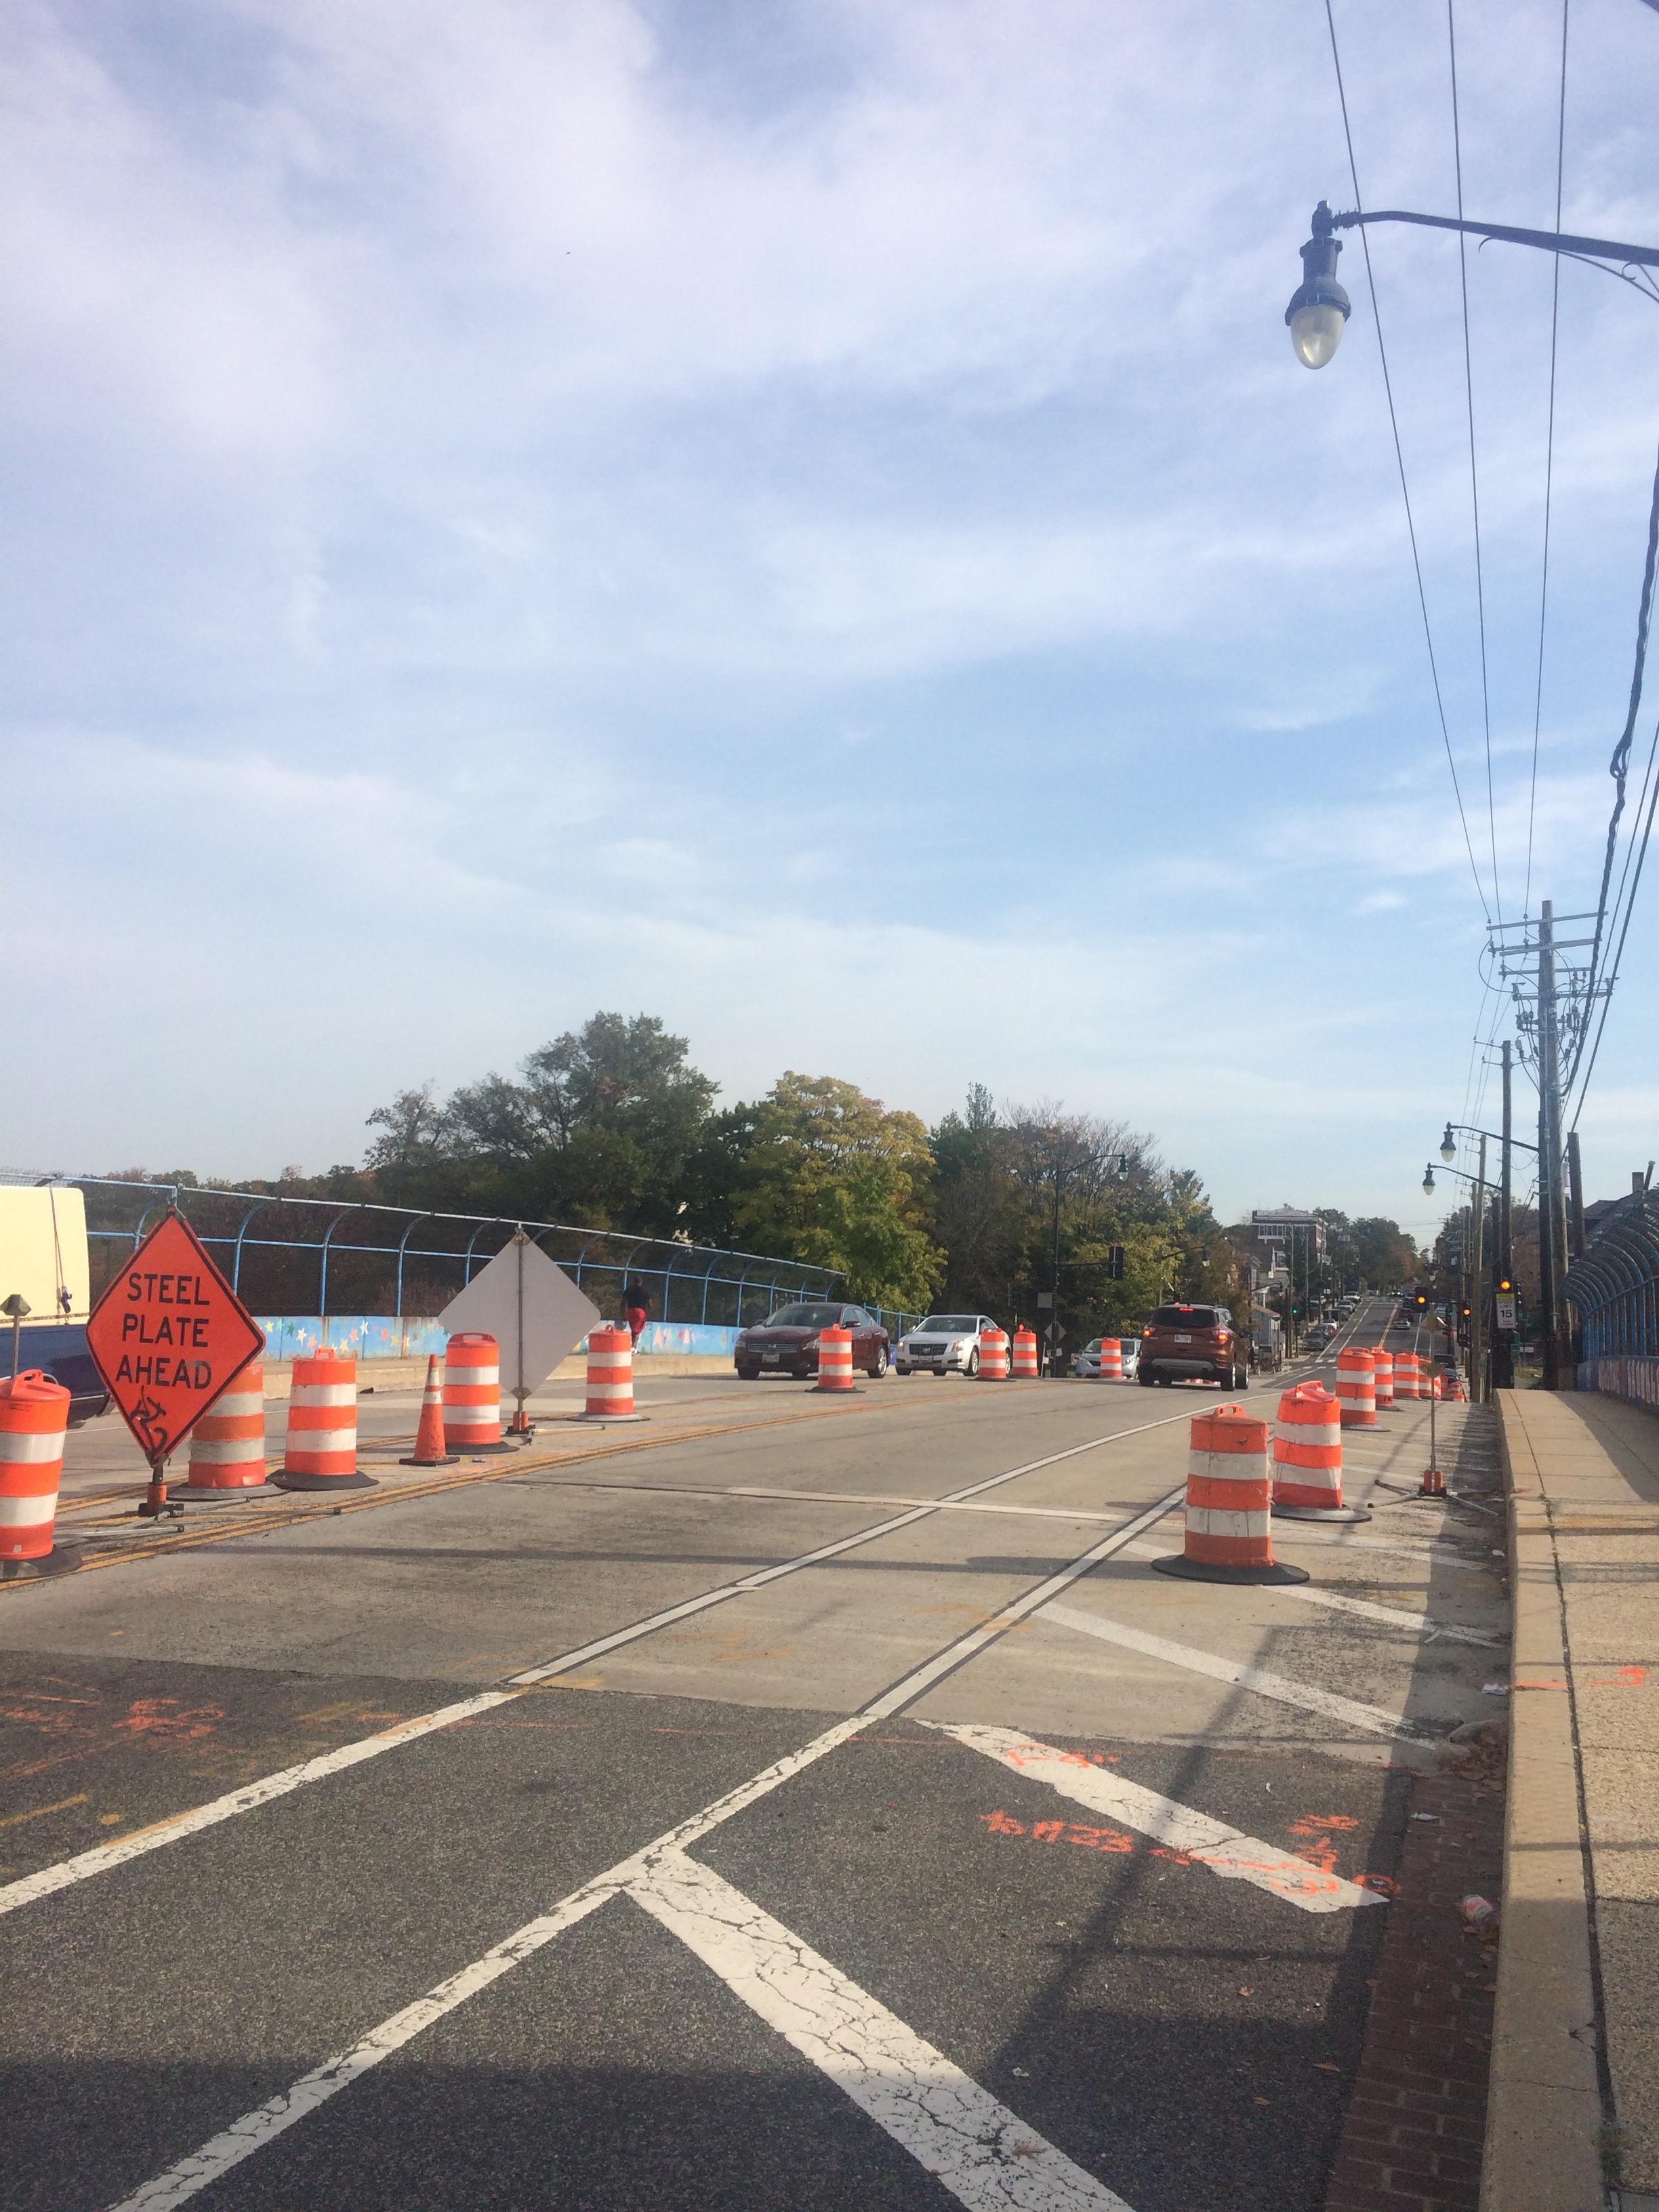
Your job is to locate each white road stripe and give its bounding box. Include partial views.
[930,1721,1383,1913]
[0,1690,520,1921]
[6,1417,1192,1920]
[729,1486,1126,1523]
[630,1849,1133,2211]
[1038,1601,1436,1743]
[1273,1582,1500,1647]
[100,1718,867,2212]
[509,1412,1202,1685]
[861,1486,1188,1720]
[1112,1540,1502,1646]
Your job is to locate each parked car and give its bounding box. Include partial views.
[895,1314,1001,1377]
[735,1303,890,1380]
[1136,1303,1247,1389]
[1071,1337,1140,1380]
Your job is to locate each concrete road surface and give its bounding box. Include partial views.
[0,1298,1507,2212]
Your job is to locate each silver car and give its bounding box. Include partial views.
[895,1313,1001,1377]
[1071,1337,1140,1380]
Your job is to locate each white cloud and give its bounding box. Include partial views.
[6,0,1659,1225]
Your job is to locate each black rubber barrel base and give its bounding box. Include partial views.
[1272,1503,1372,1523]
[169,1482,283,1502]
[269,1471,379,1492]
[399,1454,457,1467]
[445,1439,518,1456]
[0,1545,81,1580]
[1151,1553,1311,1585]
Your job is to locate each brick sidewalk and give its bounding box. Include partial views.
[1324,1748,1507,2212]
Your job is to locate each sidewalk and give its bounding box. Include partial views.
[1490,1389,1659,2212]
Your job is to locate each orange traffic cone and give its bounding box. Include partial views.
[400,1355,455,1467]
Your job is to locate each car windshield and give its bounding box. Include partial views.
[1150,1305,1220,1329]
[915,1316,980,1333]
[766,1304,844,1329]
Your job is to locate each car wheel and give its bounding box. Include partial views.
[735,1366,760,1380]
[1138,1371,1154,1387]
[1155,1374,1172,1387]
[966,1349,980,1377]
[867,1346,889,1378]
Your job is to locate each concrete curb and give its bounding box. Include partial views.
[1485,1391,1606,2212]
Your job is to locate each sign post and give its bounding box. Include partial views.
[85,1210,267,1517]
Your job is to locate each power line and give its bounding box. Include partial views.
[1323,0,1492,926]
[1572,709,1659,1122]
[1525,0,1570,918]
[1567,436,1659,1101]
[1448,1,1501,922]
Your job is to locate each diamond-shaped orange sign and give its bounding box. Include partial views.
[86,1211,266,1467]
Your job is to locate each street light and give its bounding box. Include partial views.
[1286,199,1659,371]
[1286,204,1351,367]
[1422,1165,1437,1197]
[1440,1123,1456,1165]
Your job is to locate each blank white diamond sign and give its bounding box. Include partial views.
[438,1237,601,1403]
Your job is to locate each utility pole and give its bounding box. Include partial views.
[1538,901,1565,1390]
[1494,1040,1515,1389]
[1470,1134,1487,1402]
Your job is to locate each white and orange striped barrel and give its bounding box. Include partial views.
[1371,1346,1395,1409]
[1445,1369,1467,1402]
[815,1326,856,1391]
[0,1370,70,1561]
[283,1349,358,1481]
[1431,1371,1444,1400]
[185,1361,266,1488]
[1272,1380,1344,1511]
[1011,1328,1039,1379]
[1334,1345,1376,1428]
[1097,1338,1123,1381]
[1181,1405,1274,1570]
[444,1331,501,1451]
[586,1327,635,1417]
[979,1327,1009,1380]
[1391,1351,1420,1401]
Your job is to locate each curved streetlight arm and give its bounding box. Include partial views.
[1443,1120,1539,1155]
[1328,205,1659,273]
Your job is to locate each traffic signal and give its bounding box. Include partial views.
[1497,1278,1513,1295]
[1106,1246,1125,1279]
[1413,1288,1429,1311]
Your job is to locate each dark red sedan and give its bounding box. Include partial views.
[735,1303,890,1380]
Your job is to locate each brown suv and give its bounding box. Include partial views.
[1136,1303,1246,1389]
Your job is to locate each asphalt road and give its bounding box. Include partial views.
[0,1298,1508,2212]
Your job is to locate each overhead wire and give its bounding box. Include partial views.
[1571,706,1659,1124]
[1447,1,1502,922]
[1323,0,1494,927]
[1524,0,1570,918]
[1570,441,1659,1094]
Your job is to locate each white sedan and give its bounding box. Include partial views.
[1071,1338,1140,1380]
[895,1314,1002,1377]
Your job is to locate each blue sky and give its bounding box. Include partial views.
[6,0,1659,1240]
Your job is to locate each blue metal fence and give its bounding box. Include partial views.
[1564,1193,1659,1408]
[32,1175,922,1344]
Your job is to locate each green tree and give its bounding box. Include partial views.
[363,1013,718,1232]
[732,1073,942,1313]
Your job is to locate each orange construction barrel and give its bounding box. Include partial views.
[1151,1405,1309,1586]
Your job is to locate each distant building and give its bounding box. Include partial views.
[1250,1206,1326,1261]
